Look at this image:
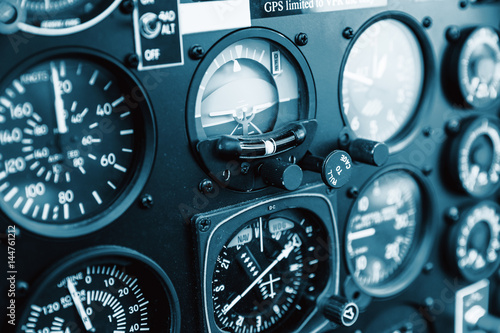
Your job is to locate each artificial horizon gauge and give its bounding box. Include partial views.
[345,168,434,297]
[449,202,500,281]
[455,26,500,109]
[341,17,426,144]
[0,52,155,237]
[191,32,313,141]
[211,212,329,332]
[448,116,500,198]
[17,247,180,333]
[16,0,122,36]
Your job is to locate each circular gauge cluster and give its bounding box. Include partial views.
[449,202,500,281]
[345,168,434,297]
[446,26,500,109]
[448,116,500,197]
[17,0,122,36]
[341,16,429,147]
[17,246,180,332]
[208,210,330,332]
[188,28,316,191]
[0,51,155,237]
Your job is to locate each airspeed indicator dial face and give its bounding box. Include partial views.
[0,54,154,237]
[346,170,427,297]
[341,18,425,143]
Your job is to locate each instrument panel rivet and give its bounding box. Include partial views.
[422,127,432,137]
[422,17,432,29]
[422,165,433,176]
[140,194,154,209]
[126,53,139,68]
[459,0,469,9]
[189,45,205,60]
[295,33,309,46]
[342,27,354,39]
[445,119,461,135]
[16,281,29,297]
[423,262,434,274]
[198,218,211,232]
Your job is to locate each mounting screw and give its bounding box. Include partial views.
[140,194,154,209]
[446,119,461,135]
[198,218,211,232]
[240,162,251,175]
[126,53,139,68]
[347,186,359,198]
[459,0,469,9]
[295,33,309,46]
[423,262,434,274]
[424,297,435,309]
[343,27,354,39]
[422,16,432,29]
[422,127,432,137]
[16,281,29,297]
[422,165,433,176]
[446,26,461,42]
[339,131,351,146]
[446,206,460,224]
[189,45,205,60]
[199,179,215,194]
[120,0,134,14]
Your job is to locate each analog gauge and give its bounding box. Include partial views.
[448,116,500,197]
[341,17,426,144]
[17,0,121,36]
[211,212,329,332]
[449,202,500,281]
[191,30,314,141]
[456,27,500,109]
[17,246,180,332]
[345,168,433,297]
[0,52,155,237]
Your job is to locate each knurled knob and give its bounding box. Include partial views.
[323,295,359,327]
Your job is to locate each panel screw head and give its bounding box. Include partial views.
[459,0,469,9]
[446,206,460,224]
[120,0,134,14]
[422,165,433,176]
[422,16,432,28]
[446,26,461,42]
[189,45,205,60]
[140,194,154,209]
[446,119,461,135]
[422,127,432,137]
[198,219,211,232]
[423,262,434,274]
[347,187,359,198]
[295,33,309,46]
[343,27,354,39]
[199,179,215,194]
[126,53,139,68]
[16,281,29,297]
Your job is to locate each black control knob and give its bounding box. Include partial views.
[259,160,303,191]
[301,150,353,188]
[322,295,359,327]
[348,138,389,166]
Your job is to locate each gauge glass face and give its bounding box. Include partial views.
[0,55,153,236]
[17,248,176,332]
[341,19,425,143]
[211,213,329,332]
[19,0,120,35]
[454,202,500,281]
[346,170,423,296]
[195,38,308,140]
[458,27,500,108]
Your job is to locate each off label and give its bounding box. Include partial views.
[133,0,184,70]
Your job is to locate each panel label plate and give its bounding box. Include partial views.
[250,0,387,18]
[133,0,184,71]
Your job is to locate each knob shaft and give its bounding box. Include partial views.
[260,160,303,191]
[349,138,389,166]
[323,295,359,327]
[301,150,352,188]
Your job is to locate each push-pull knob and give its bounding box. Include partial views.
[259,160,303,191]
[322,295,359,327]
[348,138,389,166]
[465,305,500,333]
[301,150,352,188]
